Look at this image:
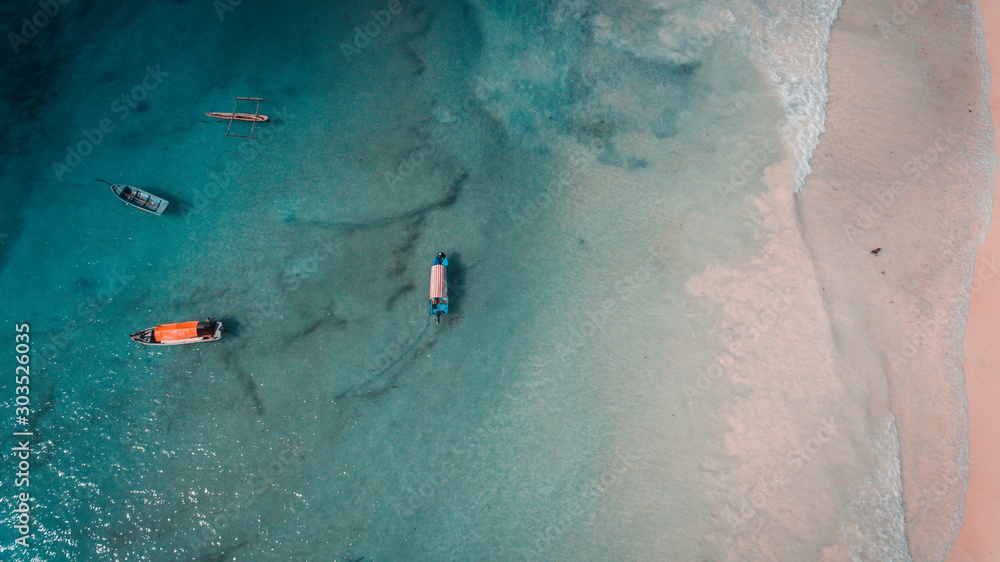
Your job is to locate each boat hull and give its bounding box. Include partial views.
[430,253,448,319]
[111,184,168,215]
[131,320,223,345]
[205,112,269,122]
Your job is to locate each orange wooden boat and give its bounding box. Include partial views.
[131,318,223,345]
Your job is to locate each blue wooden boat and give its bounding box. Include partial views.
[96,179,168,215]
[429,252,448,323]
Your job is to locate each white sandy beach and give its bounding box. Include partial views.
[949,1,1000,560]
[798,0,995,558]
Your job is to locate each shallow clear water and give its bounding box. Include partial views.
[0,0,992,560]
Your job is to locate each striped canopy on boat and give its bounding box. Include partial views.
[430,264,447,300]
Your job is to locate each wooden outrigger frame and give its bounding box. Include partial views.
[208,97,268,140]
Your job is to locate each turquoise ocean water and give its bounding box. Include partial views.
[0,0,993,560]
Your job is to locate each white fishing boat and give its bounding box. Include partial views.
[96,179,168,215]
